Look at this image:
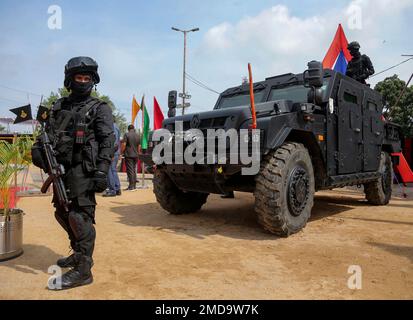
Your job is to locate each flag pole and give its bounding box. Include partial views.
[27,93,36,135]
[141,94,146,188]
[35,95,43,134]
[134,94,138,129]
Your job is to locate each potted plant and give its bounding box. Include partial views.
[0,136,33,261]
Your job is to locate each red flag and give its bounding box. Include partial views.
[153,97,165,130]
[322,24,352,72]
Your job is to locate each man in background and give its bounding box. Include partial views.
[103,116,121,197]
[122,124,140,190]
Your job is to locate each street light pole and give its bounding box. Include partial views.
[172,27,199,115]
[182,31,187,114]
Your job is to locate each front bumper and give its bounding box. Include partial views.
[159,162,254,194]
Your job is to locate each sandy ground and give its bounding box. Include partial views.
[0,171,412,300]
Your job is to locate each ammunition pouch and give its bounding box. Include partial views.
[81,142,98,173]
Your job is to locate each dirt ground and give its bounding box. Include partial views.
[0,173,412,299]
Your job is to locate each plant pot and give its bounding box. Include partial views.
[0,209,23,262]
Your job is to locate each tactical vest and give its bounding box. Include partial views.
[347,55,372,82]
[48,97,104,171]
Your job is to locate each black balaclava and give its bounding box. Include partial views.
[350,48,361,59]
[69,73,94,99]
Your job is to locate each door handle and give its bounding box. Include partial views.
[354,128,361,133]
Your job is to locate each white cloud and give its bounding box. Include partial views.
[204,23,233,50]
[193,0,413,102]
[203,5,327,55]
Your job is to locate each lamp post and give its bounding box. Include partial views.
[171,27,199,115]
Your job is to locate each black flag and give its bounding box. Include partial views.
[10,104,33,124]
[36,105,50,123]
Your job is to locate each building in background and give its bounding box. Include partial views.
[0,117,35,134]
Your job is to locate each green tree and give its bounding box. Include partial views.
[42,88,68,109]
[374,74,413,137]
[42,88,128,134]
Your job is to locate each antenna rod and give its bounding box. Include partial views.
[248,63,257,130]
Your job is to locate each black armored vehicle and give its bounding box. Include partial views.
[150,61,401,236]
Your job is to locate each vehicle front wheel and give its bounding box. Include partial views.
[153,170,209,214]
[254,142,315,237]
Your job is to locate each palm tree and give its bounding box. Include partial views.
[0,136,33,217]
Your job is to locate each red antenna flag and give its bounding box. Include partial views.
[248,63,257,129]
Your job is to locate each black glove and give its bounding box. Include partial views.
[93,171,108,192]
[31,142,47,171]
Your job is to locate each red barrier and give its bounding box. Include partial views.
[0,186,29,209]
[392,152,413,183]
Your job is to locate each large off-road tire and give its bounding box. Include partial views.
[254,142,315,237]
[364,152,392,205]
[153,170,209,214]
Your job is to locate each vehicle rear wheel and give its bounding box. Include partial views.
[364,152,392,205]
[254,142,315,237]
[153,170,209,214]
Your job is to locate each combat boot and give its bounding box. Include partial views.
[56,252,80,268]
[54,255,94,290]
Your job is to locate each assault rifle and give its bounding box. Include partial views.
[38,124,71,212]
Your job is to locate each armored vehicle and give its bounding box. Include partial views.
[150,61,401,236]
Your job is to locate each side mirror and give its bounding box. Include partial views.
[305,60,324,88]
[168,90,177,118]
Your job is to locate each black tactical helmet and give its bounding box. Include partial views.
[64,56,100,88]
[347,41,360,51]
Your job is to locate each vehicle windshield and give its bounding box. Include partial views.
[216,90,266,109]
[216,77,330,108]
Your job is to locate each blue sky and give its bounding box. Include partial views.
[0,0,412,128]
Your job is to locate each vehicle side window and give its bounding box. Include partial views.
[268,77,330,104]
[343,92,358,105]
[367,101,378,112]
[268,86,310,103]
